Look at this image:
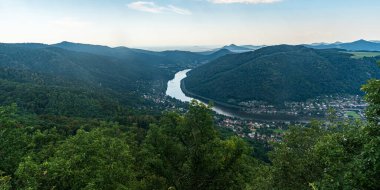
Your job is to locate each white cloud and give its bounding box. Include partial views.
[127,1,191,15]
[166,5,192,15]
[210,0,282,4]
[51,17,91,28]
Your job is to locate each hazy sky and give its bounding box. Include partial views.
[0,0,379,47]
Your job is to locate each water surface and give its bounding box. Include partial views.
[166,69,236,117]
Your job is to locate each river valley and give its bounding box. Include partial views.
[166,69,306,121]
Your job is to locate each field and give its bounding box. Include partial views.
[272,129,285,134]
[350,51,380,59]
[345,111,361,119]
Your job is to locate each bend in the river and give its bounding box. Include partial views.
[166,69,307,122]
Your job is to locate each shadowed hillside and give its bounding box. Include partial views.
[184,45,380,105]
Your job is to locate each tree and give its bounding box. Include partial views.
[362,79,380,125]
[0,171,11,190]
[140,100,256,189]
[268,122,325,190]
[358,77,380,189]
[16,128,136,190]
[0,104,31,178]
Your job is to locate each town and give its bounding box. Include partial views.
[141,86,367,144]
[239,94,366,119]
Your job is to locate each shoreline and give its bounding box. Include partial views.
[180,77,311,122]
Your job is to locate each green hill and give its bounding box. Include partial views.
[0,44,171,91]
[184,45,380,105]
[0,42,231,117]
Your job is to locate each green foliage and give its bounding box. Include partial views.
[362,79,380,124]
[0,171,11,190]
[0,104,32,177]
[0,127,31,177]
[0,78,125,117]
[0,102,259,189]
[269,124,326,189]
[139,100,256,189]
[358,78,380,189]
[16,128,135,190]
[257,78,380,189]
[0,103,18,127]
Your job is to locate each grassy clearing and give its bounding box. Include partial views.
[273,129,285,134]
[350,51,380,59]
[345,111,361,119]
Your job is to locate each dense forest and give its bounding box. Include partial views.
[0,76,379,189]
[0,43,379,189]
[184,45,380,105]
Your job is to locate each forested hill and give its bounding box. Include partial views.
[0,42,230,117]
[0,42,234,92]
[184,45,380,105]
[0,43,174,88]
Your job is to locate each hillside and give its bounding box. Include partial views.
[0,42,232,117]
[0,44,171,91]
[0,42,231,91]
[0,44,167,117]
[184,45,380,105]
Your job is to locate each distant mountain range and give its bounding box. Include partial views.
[305,39,380,51]
[52,41,232,66]
[184,45,380,105]
[219,44,263,53]
[196,39,380,54]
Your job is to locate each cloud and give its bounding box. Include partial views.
[210,0,282,4]
[51,17,91,28]
[127,1,191,15]
[166,5,192,15]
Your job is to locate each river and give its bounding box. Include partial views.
[166,69,237,117]
[166,69,305,121]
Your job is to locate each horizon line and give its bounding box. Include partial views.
[0,38,378,49]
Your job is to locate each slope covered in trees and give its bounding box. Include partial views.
[0,42,379,189]
[0,45,155,117]
[0,101,259,189]
[0,42,232,117]
[1,77,379,189]
[1,42,232,92]
[184,45,380,105]
[0,43,175,91]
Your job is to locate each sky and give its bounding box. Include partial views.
[0,0,379,48]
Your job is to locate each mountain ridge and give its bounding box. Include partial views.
[306,39,380,51]
[184,45,380,105]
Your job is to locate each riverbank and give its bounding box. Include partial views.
[181,76,310,122]
[180,79,241,109]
